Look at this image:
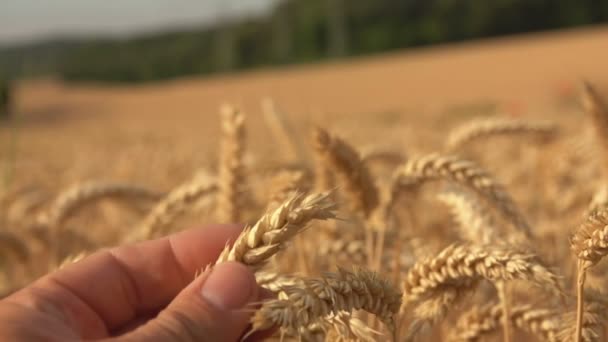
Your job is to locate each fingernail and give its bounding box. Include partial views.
[201,262,256,311]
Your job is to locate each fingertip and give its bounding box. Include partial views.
[200,262,257,311]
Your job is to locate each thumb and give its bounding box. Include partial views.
[121,262,258,342]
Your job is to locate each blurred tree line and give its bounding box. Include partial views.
[1,0,607,83]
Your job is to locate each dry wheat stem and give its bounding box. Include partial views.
[445,117,556,151]
[574,259,587,342]
[216,191,336,270]
[497,282,512,342]
[557,288,608,342]
[250,268,402,338]
[391,153,532,238]
[217,104,246,223]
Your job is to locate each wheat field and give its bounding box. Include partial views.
[2,26,608,341]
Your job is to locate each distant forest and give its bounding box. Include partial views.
[1,0,607,83]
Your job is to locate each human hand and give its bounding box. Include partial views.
[0,224,264,341]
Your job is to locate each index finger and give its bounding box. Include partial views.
[7,224,243,338]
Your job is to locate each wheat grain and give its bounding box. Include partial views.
[250,268,402,337]
[256,271,302,293]
[216,191,336,270]
[571,206,608,266]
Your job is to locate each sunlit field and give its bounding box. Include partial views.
[2,25,608,341]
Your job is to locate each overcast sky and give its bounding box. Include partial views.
[0,0,277,46]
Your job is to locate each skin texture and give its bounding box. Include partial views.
[0,224,266,342]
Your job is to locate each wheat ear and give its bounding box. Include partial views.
[437,190,497,244]
[402,244,562,318]
[445,117,556,151]
[312,127,379,218]
[390,153,531,237]
[450,302,560,342]
[402,244,561,341]
[250,268,402,337]
[216,191,336,270]
[127,176,217,241]
[266,169,311,210]
[217,104,246,223]
[570,206,608,342]
[38,181,161,228]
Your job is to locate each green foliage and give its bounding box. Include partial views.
[0,78,12,118]
[0,0,607,83]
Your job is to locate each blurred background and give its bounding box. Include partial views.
[0,0,608,188]
[1,0,608,82]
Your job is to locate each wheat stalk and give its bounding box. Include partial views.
[390,153,531,238]
[250,268,402,338]
[216,191,336,270]
[445,117,556,151]
[217,104,246,223]
[312,127,379,218]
